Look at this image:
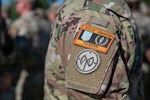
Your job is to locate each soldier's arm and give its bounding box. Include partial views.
[120,17,136,72]
[44,33,69,100]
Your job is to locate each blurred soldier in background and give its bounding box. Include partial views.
[126,0,150,100]
[9,0,50,100]
[140,1,150,100]
[34,8,51,61]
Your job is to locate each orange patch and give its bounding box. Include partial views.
[74,24,115,53]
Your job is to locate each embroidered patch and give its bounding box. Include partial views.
[75,49,100,74]
[74,24,115,53]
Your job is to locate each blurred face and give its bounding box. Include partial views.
[16,1,25,14]
[48,11,57,22]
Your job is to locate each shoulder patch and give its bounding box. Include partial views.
[75,49,100,74]
[74,24,115,53]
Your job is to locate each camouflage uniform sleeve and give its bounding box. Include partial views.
[99,1,137,99]
[44,19,69,99]
[103,18,136,100]
[112,0,137,73]
[44,13,92,100]
[121,18,136,71]
[44,0,138,100]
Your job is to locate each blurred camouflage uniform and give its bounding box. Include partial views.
[126,0,150,100]
[135,9,150,100]
[139,1,150,100]
[44,0,141,100]
[9,0,50,100]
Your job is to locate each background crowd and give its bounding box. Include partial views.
[0,0,64,100]
[0,0,150,100]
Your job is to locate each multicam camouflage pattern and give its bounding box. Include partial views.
[44,0,138,100]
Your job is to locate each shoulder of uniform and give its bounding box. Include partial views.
[100,0,132,18]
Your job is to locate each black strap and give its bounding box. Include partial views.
[116,30,130,77]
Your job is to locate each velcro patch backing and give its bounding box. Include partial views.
[74,24,115,53]
[66,38,118,94]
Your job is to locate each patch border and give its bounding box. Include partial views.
[74,24,115,53]
[75,49,100,74]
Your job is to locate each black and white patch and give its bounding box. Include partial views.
[75,49,100,74]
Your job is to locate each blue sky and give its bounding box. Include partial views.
[1,0,11,4]
[46,0,65,5]
[1,0,65,5]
